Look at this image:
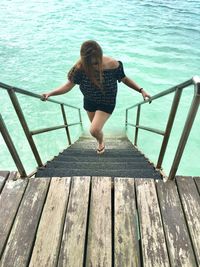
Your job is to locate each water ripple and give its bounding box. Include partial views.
[0,0,200,175]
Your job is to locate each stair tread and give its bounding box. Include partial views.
[34,135,162,179]
[60,151,143,156]
[53,156,147,162]
[45,161,153,169]
[67,146,136,150]
[36,168,161,179]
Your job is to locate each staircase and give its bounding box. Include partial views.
[35,136,162,179]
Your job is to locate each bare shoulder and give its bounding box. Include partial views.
[73,59,82,70]
[103,56,119,69]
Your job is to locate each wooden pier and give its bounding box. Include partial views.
[0,171,199,267]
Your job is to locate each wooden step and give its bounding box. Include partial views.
[36,168,162,179]
[35,135,161,179]
[59,150,143,157]
[44,161,153,170]
[52,155,147,163]
[1,176,198,265]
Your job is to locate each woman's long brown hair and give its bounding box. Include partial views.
[68,40,103,89]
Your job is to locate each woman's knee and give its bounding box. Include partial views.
[90,126,101,137]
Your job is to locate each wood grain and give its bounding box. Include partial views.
[86,176,112,267]
[156,179,197,267]
[136,178,170,267]
[58,176,90,267]
[0,178,28,258]
[114,177,140,267]
[176,176,200,266]
[0,171,10,193]
[29,177,71,267]
[0,178,50,267]
[194,177,200,194]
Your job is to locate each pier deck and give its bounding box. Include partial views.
[0,171,200,267]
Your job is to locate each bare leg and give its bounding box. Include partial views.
[90,110,111,151]
[86,111,95,122]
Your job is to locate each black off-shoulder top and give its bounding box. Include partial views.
[69,61,126,105]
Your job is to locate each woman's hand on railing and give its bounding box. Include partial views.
[40,82,75,102]
[40,93,50,101]
[141,89,152,103]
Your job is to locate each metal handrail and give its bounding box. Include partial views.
[0,82,80,110]
[125,76,200,180]
[0,82,83,178]
[0,114,27,177]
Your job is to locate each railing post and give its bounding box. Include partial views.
[0,114,27,177]
[157,87,183,169]
[78,108,82,124]
[168,84,200,180]
[78,108,83,131]
[7,89,43,166]
[134,105,141,146]
[61,104,71,145]
[125,109,128,129]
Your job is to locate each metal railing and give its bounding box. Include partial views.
[0,82,83,178]
[125,76,200,180]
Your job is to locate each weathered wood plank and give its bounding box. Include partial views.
[176,176,200,266]
[0,171,10,193]
[86,176,112,267]
[156,180,197,267]
[0,178,50,267]
[114,177,140,267]
[6,171,18,181]
[135,178,170,267]
[29,177,71,267]
[194,177,200,194]
[58,176,90,267]
[0,176,6,193]
[0,178,28,258]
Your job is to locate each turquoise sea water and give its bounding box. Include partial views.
[0,0,200,176]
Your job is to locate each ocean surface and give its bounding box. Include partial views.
[0,0,200,176]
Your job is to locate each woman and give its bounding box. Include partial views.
[41,40,151,154]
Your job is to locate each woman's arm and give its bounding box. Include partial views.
[121,76,151,100]
[41,80,75,101]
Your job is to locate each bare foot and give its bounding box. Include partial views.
[97,142,105,155]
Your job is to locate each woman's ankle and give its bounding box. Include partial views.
[98,141,104,147]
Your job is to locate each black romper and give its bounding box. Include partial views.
[70,61,126,114]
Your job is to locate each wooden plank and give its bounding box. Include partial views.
[0,178,50,267]
[0,176,6,193]
[176,176,200,266]
[114,177,140,267]
[156,180,197,267]
[58,176,90,267]
[0,171,10,178]
[7,171,19,182]
[86,176,112,267]
[194,177,200,194]
[7,171,18,181]
[0,171,10,193]
[0,178,28,258]
[29,177,71,267]
[135,178,170,267]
